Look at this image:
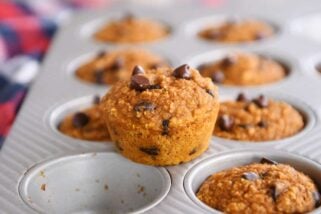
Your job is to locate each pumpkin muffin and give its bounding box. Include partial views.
[75,48,168,85]
[101,65,219,165]
[197,158,320,214]
[198,52,287,86]
[94,14,169,43]
[58,96,110,142]
[198,19,274,43]
[213,93,304,141]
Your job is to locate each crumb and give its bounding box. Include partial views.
[136,173,140,178]
[39,170,46,178]
[104,184,109,191]
[121,199,124,204]
[95,179,100,183]
[137,185,145,194]
[40,184,46,191]
[75,188,80,192]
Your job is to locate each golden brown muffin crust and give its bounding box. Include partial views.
[198,19,274,43]
[58,99,110,142]
[213,94,304,142]
[199,53,286,86]
[94,15,169,43]
[75,49,168,85]
[197,162,319,214]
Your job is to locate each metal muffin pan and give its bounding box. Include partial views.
[1,0,321,213]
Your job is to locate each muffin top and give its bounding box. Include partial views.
[213,93,304,141]
[58,96,110,142]
[94,14,169,43]
[198,52,286,86]
[198,19,274,43]
[101,65,218,132]
[197,158,320,214]
[75,48,168,85]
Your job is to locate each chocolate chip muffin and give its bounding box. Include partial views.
[58,96,110,142]
[75,48,168,85]
[198,19,274,43]
[213,93,304,142]
[94,14,170,43]
[197,158,320,214]
[198,53,287,86]
[101,65,219,165]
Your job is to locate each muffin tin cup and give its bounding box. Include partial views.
[18,152,171,214]
[65,47,178,88]
[183,14,281,47]
[44,94,113,149]
[184,149,321,214]
[212,91,317,148]
[185,48,299,92]
[2,1,321,213]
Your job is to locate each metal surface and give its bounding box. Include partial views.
[1,0,321,213]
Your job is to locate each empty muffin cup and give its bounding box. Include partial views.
[19,152,171,214]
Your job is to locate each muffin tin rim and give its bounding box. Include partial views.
[18,151,172,214]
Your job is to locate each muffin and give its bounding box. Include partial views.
[94,14,169,43]
[197,158,320,214]
[198,19,274,43]
[75,48,168,85]
[101,64,219,165]
[198,53,287,86]
[213,93,304,141]
[58,96,110,142]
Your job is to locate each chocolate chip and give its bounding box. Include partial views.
[236,93,249,102]
[147,84,162,90]
[206,89,215,97]
[211,71,225,83]
[207,30,221,39]
[134,101,156,112]
[189,148,197,156]
[271,183,286,201]
[93,95,100,104]
[173,64,191,79]
[221,56,236,67]
[72,112,90,128]
[238,124,252,129]
[255,32,266,40]
[162,119,170,136]
[257,120,268,128]
[109,57,124,71]
[94,68,105,84]
[313,191,321,207]
[123,13,135,21]
[132,65,145,76]
[242,172,260,181]
[97,50,107,58]
[140,147,159,156]
[197,64,208,72]
[218,114,234,131]
[260,157,278,165]
[253,95,269,108]
[130,75,150,91]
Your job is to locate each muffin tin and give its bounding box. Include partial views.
[1,0,321,213]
